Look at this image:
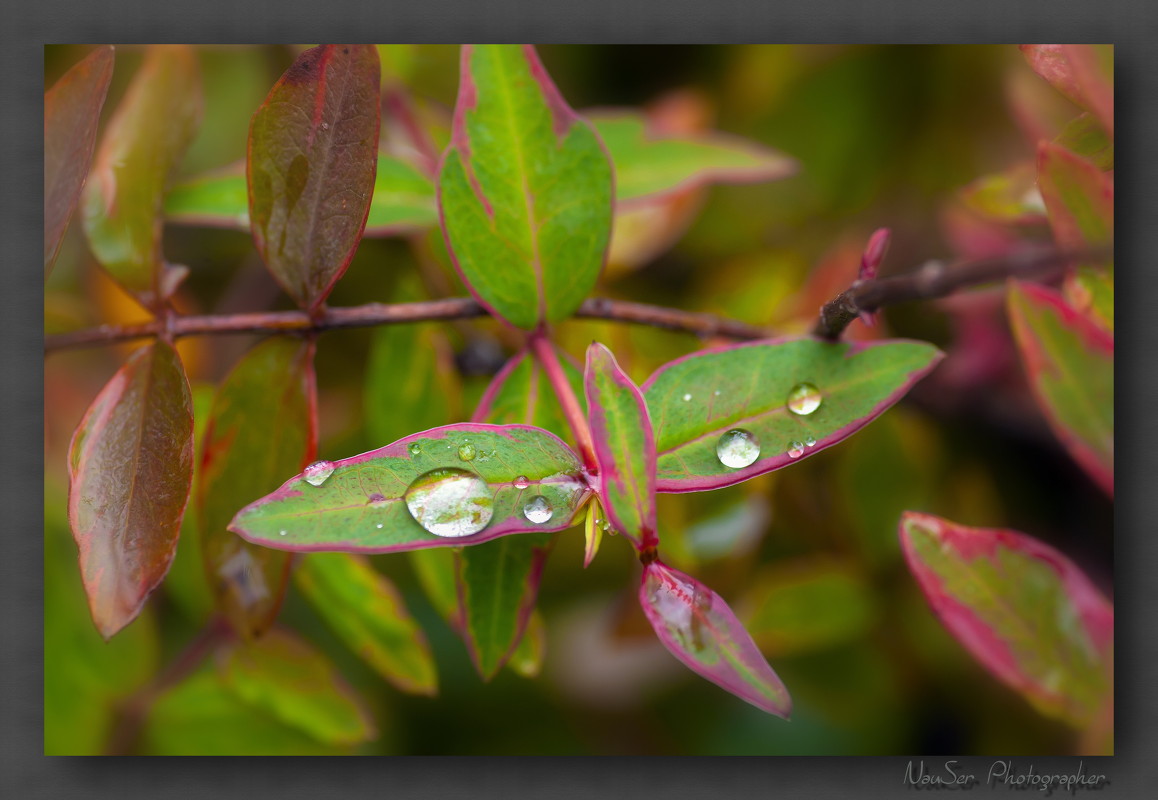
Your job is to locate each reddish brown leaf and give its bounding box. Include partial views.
[68,342,194,639]
[248,45,381,310]
[44,45,114,276]
[199,337,318,638]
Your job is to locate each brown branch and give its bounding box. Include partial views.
[812,245,1111,341]
[44,297,769,353]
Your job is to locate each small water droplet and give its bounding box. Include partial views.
[786,382,822,416]
[408,442,421,456]
[303,460,335,486]
[714,390,721,397]
[682,393,692,402]
[523,495,554,524]
[320,122,330,131]
[804,435,817,448]
[716,429,761,469]
[787,441,805,459]
[458,443,477,462]
[278,530,287,537]
[404,468,494,538]
[376,523,384,529]
[513,475,530,490]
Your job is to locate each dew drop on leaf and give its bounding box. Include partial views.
[716,429,761,469]
[786,382,822,416]
[278,530,287,537]
[804,435,817,448]
[787,441,805,459]
[408,442,421,456]
[404,467,494,538]
[458,443,477,462]
[523,495,554,524]
[682,393,692,402]
[513,475,530,490]
[303,460,335,486]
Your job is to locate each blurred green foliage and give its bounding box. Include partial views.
[44,44,1111,755]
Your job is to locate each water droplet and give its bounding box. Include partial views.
[682,393,692,402]
[458,443,476,462]
[714,390,721,397]
[278,530,287,537]
[716,429,761,469]
[786,382,822,416]
[320,121,330,131]
[804,435,817,448]
[523,495,554,524]
[404,468,494,538]
[513,475,530,490]
[408,442,421,456]
[787,441,805,459]
[376,523,384,529]
[303,460,335,486]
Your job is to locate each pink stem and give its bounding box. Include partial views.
[529,330,598,473]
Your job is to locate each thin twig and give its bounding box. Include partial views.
[44,297,769,353]
[812,245,1111,341]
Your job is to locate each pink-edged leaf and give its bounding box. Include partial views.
[68,341,194,639]
[437,45,614,329]
[1037,141,1113,252]
[294,552,437,696]
[643,337,943,492]
[199,337,318,638]
[1063,45,1113,136]
[1020,45,1113,135]
[456,532,554,680]
[900,511,1112,727]
[229,424,591,554]
[82,45,202,306]
[218,627,377,745]
[583,496,604,568]
[44,45,114,276]
[585,343,657,550]
[589,110,797,207]
[1007,281,1113,495]
[640,560,791,718]
[1055,113,1113,171]
[958,162,1049,226]
[248,45,381,310]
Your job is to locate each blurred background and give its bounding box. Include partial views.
[44,45,1112,755]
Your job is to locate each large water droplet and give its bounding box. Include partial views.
[787,441,805,459]
[303,460,335,486]
[786,382,822,416]
[458,443,477,462]
[407,442,421,456]
[513,475,530,490]
[523,495,554,524]
[716,429,761,469]
[404,468,494,538]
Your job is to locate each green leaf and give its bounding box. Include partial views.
[507,609,547,678]
[643,338,943,492]
[957,162,1047,225]
[45,487,159,754]
[217,628,377,746]
[408,546,460,625]
[141,669,349,755]
[230,424,591,553]
[82,45,202,306]
[590,111,796,206]
[44,45,115,276]
[248,45,381,310]
[68,341,194,639]
[1007,281,1113,495]
[900,511,1113,728]
[364,281,459,446]
[1037,141,1113,253]
[437,45,613,329]
[366,155,439,234]
[457,532,554,680]
[163,162,250,229]
[584,342,657,549]
[199,337,317,638]
[473,345,585,442]
[294,552,438,696]
[742,559,878,656]
[1055,113,1113,171]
